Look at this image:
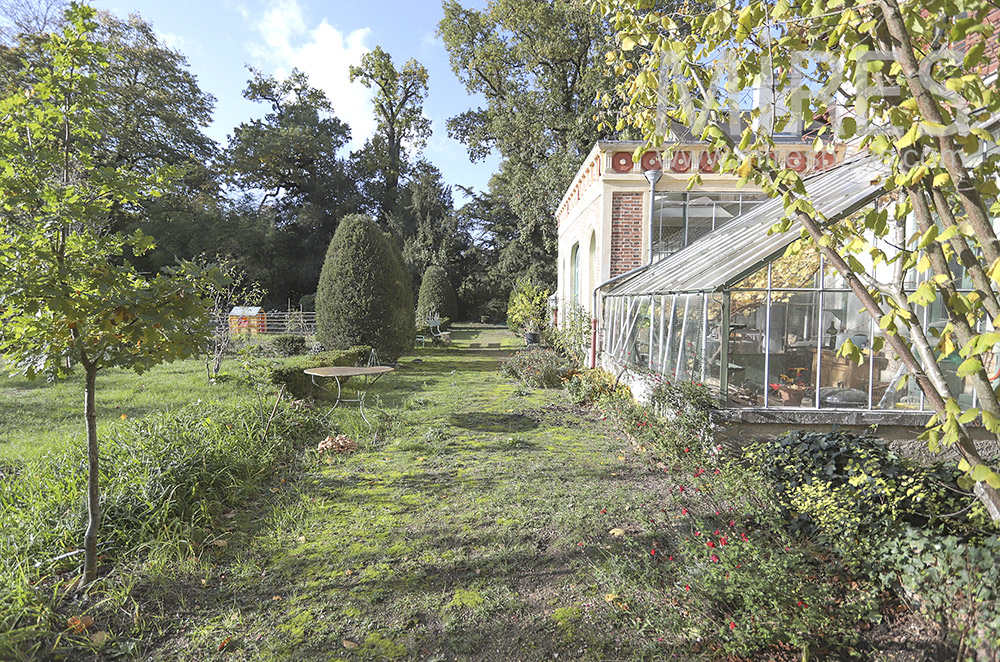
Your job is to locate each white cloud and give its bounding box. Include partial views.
[247,0,375,148]
[156,31,186,52]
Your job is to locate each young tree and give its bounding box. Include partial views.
[349,46,431,228]
[201,258,266,381]
[315,215,415,361]
[594,0,1000,520]
[0,4,215,584]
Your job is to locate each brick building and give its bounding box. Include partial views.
[555,139,847,320]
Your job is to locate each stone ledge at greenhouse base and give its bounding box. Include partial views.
[713,408,1000,462]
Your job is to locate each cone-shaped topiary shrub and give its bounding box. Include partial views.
[316,215,415,361]
[416,265,458,323]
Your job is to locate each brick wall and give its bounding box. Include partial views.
[610,191,644,276]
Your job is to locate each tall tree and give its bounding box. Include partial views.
[225,68,356,305]
[397,161,460,282]
[0,4,214,585]
[594,0,1000,519]
[349,45,431,229]
[0,0,64,45]
[439,0,617,288]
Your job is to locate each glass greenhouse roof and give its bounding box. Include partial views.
[607,154,887,297]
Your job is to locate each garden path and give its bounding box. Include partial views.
[146,325,678,661]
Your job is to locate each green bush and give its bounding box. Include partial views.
[542,303,591,368]
[299,293,316,311]
[567,368,627,406]
[416,265,458,322]
[880,529,1000,657]
[269,345,372,400]
[315,215,415,361]
[506,278,550,335]
[267,334,307,357]
[500,347,566,388]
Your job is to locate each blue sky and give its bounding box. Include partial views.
[91,0,499,200]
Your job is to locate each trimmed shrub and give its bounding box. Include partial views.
[315,215,415,361]
[416,265,458,322]
[269,346,372,400]
[299,293,315,311]
[267,334,307,357]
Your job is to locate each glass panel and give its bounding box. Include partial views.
[769,247,821,289]
[705,295,724,391]
[649,296,665,372]
[733,261,768,291]
[817,291,870,408]
[870,330,919,410]
[767,292,819,407]
[728,291,767,406]
[676,294,706,382]
[651,191,769,260]
[627,296,652,368]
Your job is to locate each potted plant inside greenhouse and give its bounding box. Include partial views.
[771,372,808,406]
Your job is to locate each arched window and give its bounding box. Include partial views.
[570,243,580,305]
[588,231,597,310]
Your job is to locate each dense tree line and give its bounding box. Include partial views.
[1,0,622,318]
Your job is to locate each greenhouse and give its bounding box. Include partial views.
[599,155,978,414]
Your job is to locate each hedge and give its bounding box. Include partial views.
[269,346,372,400]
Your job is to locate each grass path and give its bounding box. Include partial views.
[143,326,674,661]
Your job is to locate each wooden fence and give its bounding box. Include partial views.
[217,311,316,335]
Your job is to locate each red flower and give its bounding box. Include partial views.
[729,520,736,527]
[684,447,690,453]
[710,554,719,562]
[706,541,715,548]
[650,548,656,556]
[719,537,728,546]
[685,584,691,591]
[600,508,606,514]
[694,531,701,536]
[729,621,736,630]
[681,507,688,515]
[797,600,808,608]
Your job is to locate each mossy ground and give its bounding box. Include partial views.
[127,325,680,661]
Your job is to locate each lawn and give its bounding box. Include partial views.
[130,325,684,660]
[0,358,246,463]
[0,325,976,660]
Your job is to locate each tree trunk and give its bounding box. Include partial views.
[82,364,100,586]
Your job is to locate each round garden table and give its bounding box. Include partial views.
[303,365,394,426]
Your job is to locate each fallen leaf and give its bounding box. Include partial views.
[67,615,94,633]
[604,593,619,603]
[272,595,282,601]
[218,636,232,651]
[211,539,228,548]
[609,528,626,537]
[343,640,359,649]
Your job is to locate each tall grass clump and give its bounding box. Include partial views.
[0,397,326,660]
